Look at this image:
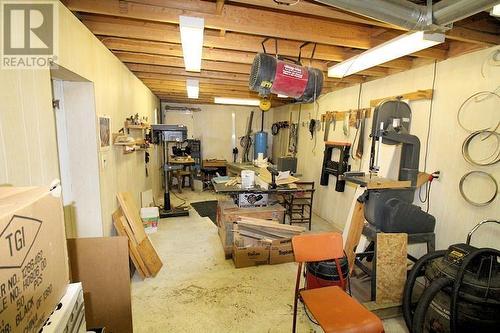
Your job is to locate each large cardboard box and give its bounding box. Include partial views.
[233,238,296,268]
[232,245,270,268]
[217,201,285,258]
[0,186,69,333]
[269,239,295,265]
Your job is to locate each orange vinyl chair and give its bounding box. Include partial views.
[291,232,384,333]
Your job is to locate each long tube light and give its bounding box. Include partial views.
[328,31,445,78]
[186,79,199,99]
[214,97,260,106]
[179,16,204,72]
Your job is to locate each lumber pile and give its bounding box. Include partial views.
[231,216,305,268]
[112,192,163,279]
[217,201,286,258]
[234,216,305,246]
[224,177,240,187]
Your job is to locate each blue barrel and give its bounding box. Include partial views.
[254,131,268,159]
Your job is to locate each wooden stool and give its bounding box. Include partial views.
[172,167,194,193]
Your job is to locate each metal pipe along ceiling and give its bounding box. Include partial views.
[313,0,499,30]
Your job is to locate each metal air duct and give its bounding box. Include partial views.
[313,0,499,30]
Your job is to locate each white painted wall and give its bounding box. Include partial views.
[160,102,274,162]
[273,46,500,252]
[0,4,160,236]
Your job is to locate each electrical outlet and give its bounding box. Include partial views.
[432,170,441,181]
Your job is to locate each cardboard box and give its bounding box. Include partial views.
[233,237,296,268]
[0,186,69,333]
[67,237,133,333]
[232,245,270,268]
[269,239,295,265]
[217,201,285,258]
[217,221,233,258]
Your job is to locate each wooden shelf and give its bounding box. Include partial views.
[124,122,150,130]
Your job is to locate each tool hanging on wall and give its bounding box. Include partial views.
[320,142,351,192]
[308,113,315,139]
[240,111,254,163]
[145,151,150,177]
[459,170,498,206]
[231,112,238,163]
[356,109,366,159]
[343,111,350,136]
[462,130,500,166]
[323,117,332,142]
[271,121,289,136]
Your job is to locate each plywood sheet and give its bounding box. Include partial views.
[67,237,133,333]
[137,237,163,277]
[112,209,149,279]
[117,192,147,242]
[376,233,408,304]
[344,201,365,274]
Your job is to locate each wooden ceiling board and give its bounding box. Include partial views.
[62,0,498,104]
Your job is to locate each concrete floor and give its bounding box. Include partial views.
[131,190,408,333]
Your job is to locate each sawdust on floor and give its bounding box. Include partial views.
[130,190,407,333]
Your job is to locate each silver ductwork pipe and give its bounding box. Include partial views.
[433,0,498,26]
[314,0,499,31]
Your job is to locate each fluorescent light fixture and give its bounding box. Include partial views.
[328,31,445,78]
[277,94,289,98]
[491,5,500,17]
[214,97,260,106]
[179,16,204,72]
[186,79,199,99]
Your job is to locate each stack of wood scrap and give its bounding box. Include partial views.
[257,168,300,186]
[112,192,163,279]
[224,177,240,187]
[233,216,305,246]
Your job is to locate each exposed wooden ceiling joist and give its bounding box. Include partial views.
[87,15,422,67]
[66,0,382,49]
[62,0,497,105]
[66,0,453,57]
[141,77,345,93]
[117,50,370,85]
[115,51,251,74]
[126,63,250,81]
[226,0,400,29]
[135,72,250,86]
[101,37,390,78]
[228,0,500,46]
